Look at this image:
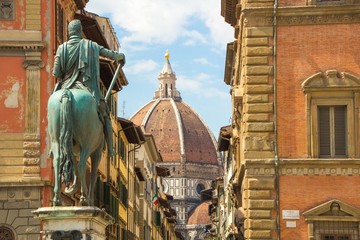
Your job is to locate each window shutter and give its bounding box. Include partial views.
[334,106,346,157]
[156,211,161,226]
[318,106,331,157]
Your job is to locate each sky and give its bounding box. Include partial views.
[86,0,234,138]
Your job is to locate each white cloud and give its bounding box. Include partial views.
[193,58,218,68]
[85,0,233,49]
[125,59,159,75]
[176,73,228,100]
[182,30,207,46]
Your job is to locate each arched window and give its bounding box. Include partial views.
[302,70,360,158]
[196,183,205,195]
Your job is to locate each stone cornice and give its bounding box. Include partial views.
[242,158,360,176]
[0,41,46,50]
[241,5,360,26]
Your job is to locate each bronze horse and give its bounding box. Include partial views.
[48,88,104,206]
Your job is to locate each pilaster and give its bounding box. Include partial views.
[238,2,277,239]
[22,48,44,180]
[243,160,276,240]
[241,10,275,160]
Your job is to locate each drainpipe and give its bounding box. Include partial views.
[127,143,142,239]
[273,0,280,240]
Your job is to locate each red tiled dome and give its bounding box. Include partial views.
[187,201,212,225]
[131,98,219,165]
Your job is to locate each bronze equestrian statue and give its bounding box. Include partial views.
[47,19,125,206]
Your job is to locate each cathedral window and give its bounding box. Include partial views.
[196,182,205,195]
[302,70,360,158]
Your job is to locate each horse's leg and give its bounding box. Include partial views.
[88,147,103,206]
[78,149,90,206]
[65,154,79,195]
[52,143,62,206]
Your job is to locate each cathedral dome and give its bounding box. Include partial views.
[131,51,219,165]
[187,200,212,225]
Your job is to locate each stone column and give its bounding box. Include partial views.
[33,206,114,240]
[22,48,44,180]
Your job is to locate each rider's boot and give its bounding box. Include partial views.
[104,116,115,158]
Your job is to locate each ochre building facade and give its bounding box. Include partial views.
[220,0,360,239]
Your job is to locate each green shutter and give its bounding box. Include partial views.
[156,211,161,227]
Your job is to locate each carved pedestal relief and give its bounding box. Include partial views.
[0,0,14,20]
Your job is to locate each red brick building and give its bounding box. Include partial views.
[0,1,127,239]
[219,0,360,239]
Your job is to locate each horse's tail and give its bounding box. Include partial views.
[59,89,74,188]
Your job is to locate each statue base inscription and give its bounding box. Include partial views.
[33,206,114,240]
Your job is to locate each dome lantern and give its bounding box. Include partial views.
[154,50,181,100]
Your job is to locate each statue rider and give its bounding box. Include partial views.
[52,19,125,157]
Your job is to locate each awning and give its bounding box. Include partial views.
[169,207,177,217]
[217,125,231,151]
[166,217,177,224]
[158,197,169,208]
[163,210,172,218]
[100,59,127,92]
[74,0,88,10]
[156,166,170,177]
[134,167,145,181]
[165,193,174,201]
[75,12,108,48]
[118,118,145,144]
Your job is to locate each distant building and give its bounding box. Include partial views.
[131,51,223,239]
[220,0,360,239]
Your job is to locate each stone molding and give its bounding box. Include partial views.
[242,159,360,176]
[302,70,360,92]
[241,7,360,27]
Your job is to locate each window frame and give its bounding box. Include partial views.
[311,98,354,158]
[304,200,360,240]
[302,70,360,159]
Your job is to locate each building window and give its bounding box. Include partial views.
[314,221,357,240]
[310,98,354,158]
[318,106,347,158]
[304,200,360,240]
[302,70,360,158]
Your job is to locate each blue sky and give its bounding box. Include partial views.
[86,0,234,137]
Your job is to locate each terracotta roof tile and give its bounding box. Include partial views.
[187,201,211,225]
[131,99,218,165]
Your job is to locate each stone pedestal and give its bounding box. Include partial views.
[33,206,114,240]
